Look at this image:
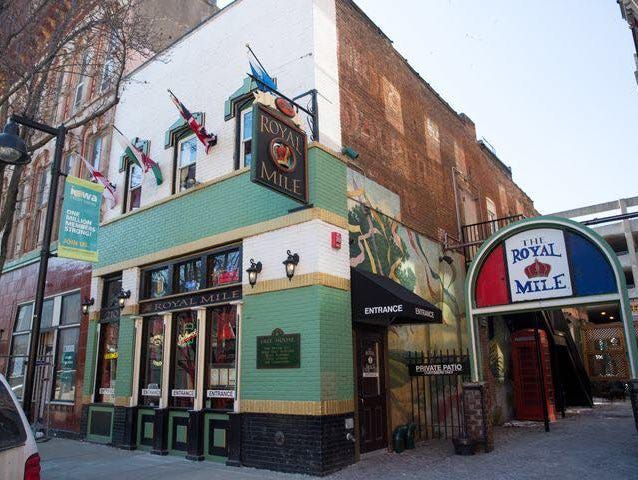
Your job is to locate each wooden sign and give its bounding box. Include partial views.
[256,328,300,369]
[251,103,308,204]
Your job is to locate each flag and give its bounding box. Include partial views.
[75,153,117,209]
[247,44,276,92]
[167,89,217,155]
[113,127,163,185]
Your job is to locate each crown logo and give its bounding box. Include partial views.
[524,259,552,278]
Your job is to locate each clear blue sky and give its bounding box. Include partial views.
[355,0,638,214]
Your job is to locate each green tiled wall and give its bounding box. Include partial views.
[83,320,99,396]
[114,316,136,397]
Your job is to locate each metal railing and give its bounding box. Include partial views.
[461,214,525,264]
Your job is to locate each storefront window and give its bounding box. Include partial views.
[205,305,237,410]
[59,292,81,326]
[40,299,54,330]
[170,311,198,408]
[139,316,164,407]
[208,249,241,287]
[147,267,170,298]
[102,275,123,309]
[96,321,119,403]
[176,258,202,293]
[7,303,33,400]
[52,327,80,402]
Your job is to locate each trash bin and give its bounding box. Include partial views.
[392,425,408,453]
[405,423,417,449]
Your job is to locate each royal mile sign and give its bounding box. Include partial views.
[505,228,573,302]
[251,102,308,204]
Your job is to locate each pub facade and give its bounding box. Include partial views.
[79,0,536,475]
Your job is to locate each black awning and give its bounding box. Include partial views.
[351,267,443,326]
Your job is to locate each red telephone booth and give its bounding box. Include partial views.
[511,329,557,422]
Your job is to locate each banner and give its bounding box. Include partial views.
[57,175,103,262]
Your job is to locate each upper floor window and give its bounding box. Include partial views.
[36,169,50,207]
[63,153,75,175]
[91,136,104,170]
[240,108,253,168]
[126,163,142,212]
[209,249,241,287]
[425,117,441,163]
[100,36,117,93]
[73,50,92,111]
[177,135,197,191]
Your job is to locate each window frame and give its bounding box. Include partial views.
[239,107,253,168]
[138,315,165,407]
[124,161,143,213]
[168,310,198,409]
[204,304,238,411]
[174,134,198,193]
[7,302,33,402]
[233,97,253,170]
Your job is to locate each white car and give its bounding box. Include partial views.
[0,374,40,480]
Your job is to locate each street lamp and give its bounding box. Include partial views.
[0,116,67,423]
[0,119,29,165]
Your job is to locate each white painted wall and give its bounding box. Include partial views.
[242,220,349,286]
[104,0,341,222]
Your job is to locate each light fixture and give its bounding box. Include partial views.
[609,316,615,320]
[81,297,95,315]
[601,311,607,316]
[246,258,262,287]
[0,119,30,165]
[117,289,131,309]
[341,146,359,160]
[283,250,300,280]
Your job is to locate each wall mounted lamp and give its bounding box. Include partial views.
[117,289,131,309]
[246,259,263,287]
[81,297,95,315]
[283,250,300,281]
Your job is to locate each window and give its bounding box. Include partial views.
[0,380,27,450]
[208,248,241,287]
[40,299,54,330]
[175,258,203,293]
[60,292,81,326]
[52,326,79,402]
[147,267,170,299]
[240,108,253,168]
[177,135,197,191]
[126,163,142,212]
[139,316,164,407]
[63,153,75,175]
[170,311,198,408]
[36,168,50,207]
[7,303,33,400]
[102,275,123,310]
[205,305,237,410]
[18,180,30,217]
[100,36,117,93]
[95,321,119,403]
[425,117,441,163]
[486,197,498,234]
[91,136,104,170]
[73,50,91,110]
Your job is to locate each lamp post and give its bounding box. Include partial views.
[0,115,67,423]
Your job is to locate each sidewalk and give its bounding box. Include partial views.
[40,401,638,480]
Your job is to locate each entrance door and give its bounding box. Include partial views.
[355,325,387,453]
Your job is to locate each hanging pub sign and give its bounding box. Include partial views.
[250,101,308,204]
[505,228,573,302]
[57,175,103,263]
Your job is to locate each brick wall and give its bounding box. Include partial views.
[335,0,535,243]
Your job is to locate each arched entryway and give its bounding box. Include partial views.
[463,216,638,443]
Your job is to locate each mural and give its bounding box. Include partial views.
[347,169,467,430]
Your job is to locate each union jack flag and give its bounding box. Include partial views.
[167,89,217,155]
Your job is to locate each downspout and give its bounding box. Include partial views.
[452,167,462,240]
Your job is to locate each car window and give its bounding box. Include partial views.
[0,380,27,451]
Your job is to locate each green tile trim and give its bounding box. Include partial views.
[167,410,189,455]
[224,77,260,120]
[83,321,99,396]
[203,412,229,461]
[114,315,135,398]
[96,145,346,270]
[86,405,114,444]
[240,285,352,402]
[119,139,150,172]
[136,407,155,450]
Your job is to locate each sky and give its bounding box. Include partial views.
[354,0,638,214]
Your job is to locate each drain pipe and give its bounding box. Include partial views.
[452,167,463,240]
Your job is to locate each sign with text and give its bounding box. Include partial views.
[139,285,241,315]
[251,103,308,204]
[409,361,468,376]
[57,175,103,262]
[505,228,573,302]
[256,329,300,369]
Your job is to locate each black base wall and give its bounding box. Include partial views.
[241,412,355,476]
[113,406,137,450]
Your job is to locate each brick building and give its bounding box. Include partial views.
[70,0,537,475]
[0,0,218,437]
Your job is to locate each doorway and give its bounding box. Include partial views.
[355,325,387,453]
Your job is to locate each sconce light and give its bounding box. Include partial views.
[246,259,263,287]
[439,255,453,265]
[341,146,359,160]
[117,289,131,309]
[81,297,95,315]
[283,250,300,281]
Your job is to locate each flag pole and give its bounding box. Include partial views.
[246,43,269,74]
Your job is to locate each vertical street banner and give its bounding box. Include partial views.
[57,175,103,263]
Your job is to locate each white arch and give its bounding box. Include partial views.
[464,215,638,382]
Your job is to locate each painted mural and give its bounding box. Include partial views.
[347,169,468,430]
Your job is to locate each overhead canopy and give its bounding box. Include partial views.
[351,267,443,326]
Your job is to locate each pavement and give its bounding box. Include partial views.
[39,401,638,480]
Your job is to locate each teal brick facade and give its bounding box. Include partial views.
[83,320,99,396]
[114,315,136,397]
